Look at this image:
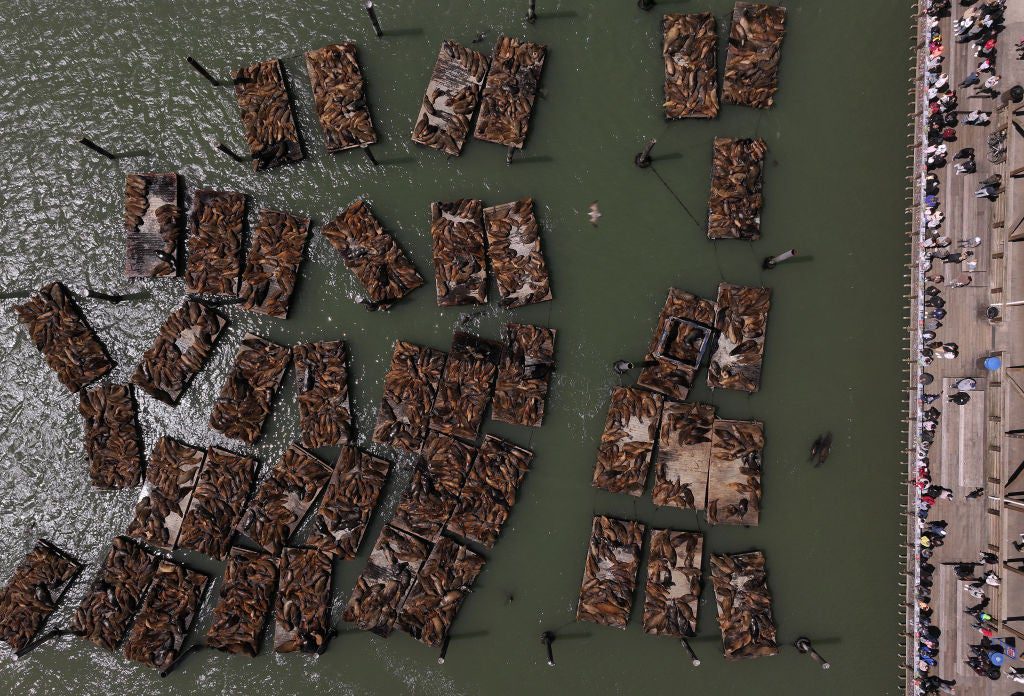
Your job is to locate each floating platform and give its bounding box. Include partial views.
[70,536,157,652]
[637,288,717,401]
[131,299,228,405]
[483,197,552,308]
[176,447,257,560]
[122,560,209,671]
[236,443,332,554]
[411,40,488,156]
[124,172,181,277]
[205,547,277,657]
[391,431,476,542]
[722,2,787,109]
[322,200,424,310]
[428,331,501,442]
[184,189,246,296]
[233,59,303,170]
[447,434,532,548]
[491,323,556,427]
[125,437,206,550]
[79,383,143,489]
[473,36,546,148]
[707,283,771,393]
[305,43,377,152]
[372,341,447,453]
[294,340,352,448]
[652,402,715,509]
[13,282,112,393]
[707,137,766,240]
[209,333,290,444]
[592,386,664,496]
[576,516,644,629]
[274,547,332,654]
[343,524,432,637]
[431,199,487,306]
[396,537,485,647]
[643,530,703,638]
[239,209,310,319]
[308,446,391,559]
[709,550,779,660]
[0,539,81,653]
[663,13,719,119]
[707,419,764,526]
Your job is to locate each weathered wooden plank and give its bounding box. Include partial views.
[483,197,553,308]
[429,331,501,441]
[707,419,764,526]
[707,137,766,240]
[373,341,447,453]
[122,561,208,671]
[233,59,303,170]
[663,13,719,119]
[411,40,488,156]
[431,199,487,306]
[492,322,556,427]
[651,401,715,510]
[307,446,391,559]
[205,547,277,657]
[474,36,546,148]
[643,530,703,637]
[209,333,290,445]
[637,288,717,401]
[391,431,476,542]
[79,383,143,489]
[274,547,332,654]
[124,172,181,277]
[125,437,207,550]
[294,340,352,448]
[397,537,484,647]
[592,386,664,496]
[707,282,771,393]
[305,43,377,152]
[176,447,257,560]
[239,209,310,319]
[709,550,779,660]
[721,2,787,109]
[576,516,644,629]
[0,540,81,653]
[184,189,246,296]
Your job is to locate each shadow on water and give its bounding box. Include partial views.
[377,155,416,166]
[385,27,425,37]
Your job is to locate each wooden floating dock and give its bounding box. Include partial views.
[274,547,332,654]
[707,137,766,240]
[707,419,764,526]
[236,443,332,555]
[431,199,488,306]
[396,537,485,647]
[447,434,532,548]
[592,386,664,496]
[576,516,645,629]
[428,331,501,442]
[124,172,181,278]
[391,431,476,542]
[209,333,290,445]
[321,199,424,310]
[707,282,771,393]
[473,36,546,149]
[122,560,209,671]
[293,340,352,448]
[483,197,553,308]
[184,189,246,296]
[492,323,556,427]
[233,59,303,170]
[412,40,488,156]
[652,401,716,510]
[343,523,431,636]
[125,437,206,550]
[307,446,391,559]
[205,547,277,657]
[239,209,310,319]
[69,536,157,652]
[663,13,719,119]
[131,299,228,405]
[305,43,377,153]
[176,447,257,560]
[79,383,143,489]
[721,2,787,109]
[709,550,779,660]
[372,341,447,454]
[13,282,112,393]
[0,539,81,653]
[637,288,717,401]
[643,530,703,638]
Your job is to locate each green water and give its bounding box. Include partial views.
[0,0,910,694]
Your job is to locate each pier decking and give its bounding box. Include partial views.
[175,447,257,560]
[576,516,645,629]
[205,547,277,657]
[721,2,787,109]
[184,189,245,296]
[274,547,332,654]
[473,36,546,149]
[592,386,664,496]
[707,283,771,393]
[305,43,377,152]
[239,209,310,318]
[428,331,501,442]
[372,341,447,453]
[651,401,715,510]
[0,540,81,653]
[491,323,556,427]
[209,334,290,445]
[642,530,703,637]
[122,560,208,671]
[391,431,476,542]
[431,199,488,306]
[707,137,766,240]
[124,172,181,277]
[79,383,143,489]
[412,41,488,156]
[125,437,206,550]
[637,288,716,401]
[709,550,778,660]
[233,59,303,170]
[293,340,352,448]
[706,419,764,526]
[663,13,718,119]
[307,446,390,559]
[483,197,553,308]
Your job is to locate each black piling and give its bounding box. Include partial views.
[681,637,701,667]
[638,0,655,10]
[437,634,451,664]
[506,146,516,166]
[635,139,656,168]
[794,637,831,670]
[762,249,798,269]
[541,631,555,666]
[362,145,378,166]
[160,643,205,677]
[528,0,538,23]
[365,1,383,38]
[185,57,220,87]
[215,141,245,162]
[14,628,66,658]
[79,138,117,160]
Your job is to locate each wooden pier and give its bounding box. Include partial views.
[274,547,332,654]
[592,386,663,496]
[239,209,310,318]
[205,547,277,657]
[642,530,703,637]
[293,340,353,447]
[208,333,290,445]
[0,540,81,653]
[576,515,645,629]
[473,36,546,149]
[651,401,715,509]
[124,172,181,277]
[663,13,718,119]
[391,431,476,542]
[491,323,556,427]
[307,446,390,559]
[483,197,553,308]
[305,43,377,152]
[431,198,488,306]
[184,189,245,296]
[707,282,771,393]
[412,40,488,156]
[122,560,208,671]
[721,2,787,109]
[706,419,764,526]
[428,331,501,442]
[637,288,716,401]
[372,341,447,453]
[176,447,257,560]
[707,137,766,240]
[709,550,778,659]
[79,383,143,489]
[233,59,303,170]
[125,437,206,550]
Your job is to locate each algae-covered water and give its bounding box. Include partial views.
[0,1,910,694]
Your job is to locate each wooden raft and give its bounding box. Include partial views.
[707,137,766,240]
[592,386,664,496]
[13,281,112,393]
[294,340,352,448]
[125,437,207,550]
[576,516,645,629]
[391,431,476,542]
[483,197,553,308]
[492,322,556,427]
[233,59,303,170]
[637,287,717,401]
[209,333,290,445]
[706,418,764,526]
[184,189,246,296]
[431,199,487,306]
[707,282,771,393]
[239,209,310,319]
[122,560,209,671]
[305,43,377,152]
[709,550,779,660]
[722,2,787,110]
[79,383,143,489]
[322,199,424,310]
[124,172,181,277]
[474,36,546,148]
[307,446,391,559]
[176,447,257,560]
[0,539,81,653]
[652,401,716,509]
[663,13,719,119]
[205,547,277,657]
[372,340,447,453]
[643,530,703,638]
[429,331,501,442]
[411,40,488,156]
[274,547,332,654]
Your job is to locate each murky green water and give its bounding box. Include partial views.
[0,0,910,694]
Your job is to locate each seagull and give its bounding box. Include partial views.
[588,201,602,226]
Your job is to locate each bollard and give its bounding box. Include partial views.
[186,57,220,87]
[214,141,244,162]
[79,137,117,160]
[365,2,383,38]
[506,146,516,165]
[681,637,701,666]
[362,145,378,166]
[541,631,555,666]
[763,249,798,269]
[528,0,537,23]
[437,634,451,664]
[634,139,656,168]
[794,637,831,670]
